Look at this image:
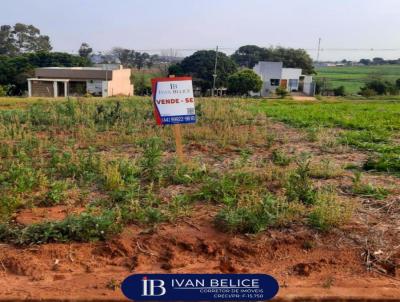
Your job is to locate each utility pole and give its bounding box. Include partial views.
[212,46,218,97]
[316,38,322,63]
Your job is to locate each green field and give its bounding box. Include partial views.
[315,65,400,94]
[257,99,400,174]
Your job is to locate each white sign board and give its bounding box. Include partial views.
[151,77,196,125]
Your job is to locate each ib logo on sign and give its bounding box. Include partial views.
[141,276,166,297]
[121,274,279,301]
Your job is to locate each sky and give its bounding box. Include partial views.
[2,0,400,61]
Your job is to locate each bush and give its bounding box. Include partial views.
[333,86,346,96]
[0,85,8,96]
[360,88,377,97]
[275,86,288,98]
[359,79,398,96]
[227,69,262,95]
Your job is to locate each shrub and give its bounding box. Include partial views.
[333,86,346,96]
[359,79,398,96]
[0,85,8,96]
[275,87,288,98]
[227,69,263,95]
[360,88,377,98]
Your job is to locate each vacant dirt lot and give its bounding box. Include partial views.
[0,97,399,300]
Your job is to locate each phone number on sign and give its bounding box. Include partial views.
[161,115,196,124]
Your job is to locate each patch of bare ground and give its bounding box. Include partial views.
[1,119,399,301]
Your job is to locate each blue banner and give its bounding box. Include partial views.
[161,114,196,125]
[121,274,279,301]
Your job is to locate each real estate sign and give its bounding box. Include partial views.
[151,77,196,125]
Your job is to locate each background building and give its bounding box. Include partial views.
[253,61,315,96]
[28,65,133,97]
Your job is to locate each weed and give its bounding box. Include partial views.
[302,240,316,250]
[162,159,207,185]
[322,277,334,289]
[285,155,317,205]
[42,181,68,206]
[271,149,291,166]
[117,159,140,184]
[309,159,343,179]
[0,210,122,245]
[102,163,124,191]
[197,171,263,206]
[0,195,23,223]
[139,137,163,181]
[265,133,276,149]
[106,278,120,291]
[363,153,400,174]
[351,171,390,200]
[308,191,353,232]
[215,193,277,233]
[305,126,321,142]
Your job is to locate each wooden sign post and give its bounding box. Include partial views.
[151,76,196,162]
[172,123,184,161]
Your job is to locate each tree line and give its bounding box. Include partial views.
[0,22,321,97]
[167,45,315,94]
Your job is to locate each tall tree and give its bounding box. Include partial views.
[0,25,17,55]
[134,52,150,69]
[111,47,132,66]
[0,23,51,55]
[78,42,93,58]
[231,45,267,68]
[169,50,237,91]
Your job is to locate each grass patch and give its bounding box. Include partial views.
[351,172,390,200]
[308,190,353,232]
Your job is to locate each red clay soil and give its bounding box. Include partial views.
[14,206,85,226]
[0,204,399,301]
